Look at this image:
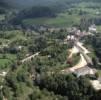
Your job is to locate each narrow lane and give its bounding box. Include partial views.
[21,52,39,63]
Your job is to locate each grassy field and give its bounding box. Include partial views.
[0,58,12,70]
[0,30,28,45]
[0,54,17,69]
[96,25,101,32]
[22,2,101,27]
[0,54,17,60]
[23,13,81,27]
[98,70,101,77]
[0,59,10,66]
[0,14,5,21]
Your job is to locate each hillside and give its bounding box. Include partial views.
[0,0,101,100]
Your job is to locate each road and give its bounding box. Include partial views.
[21,52,40,63]
[75,42,90,54]
[68,46,79,58]
[75,42,92,65]
[69,54,88,72]
[62,40,92,73]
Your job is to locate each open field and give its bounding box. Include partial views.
[0,59,10,66]
[23,13,81,27]
[0,14,5,21]
[22,2,101,27]
[0,54,17,69]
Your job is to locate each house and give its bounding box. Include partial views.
[67,35,76,41]
[96,11,100,15]
[89,24,97,33]
[73,66,96,77]
[75,30,81,36]
[90,80,101,91]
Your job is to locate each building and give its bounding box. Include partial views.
[89,24,97,33]
[90,80,101,91]
[73,66,96,77]
[67,35,76,41]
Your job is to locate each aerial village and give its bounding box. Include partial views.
[63,24,101,91]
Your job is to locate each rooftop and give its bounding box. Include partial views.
[74,66,96,77]
[90,80,101,91]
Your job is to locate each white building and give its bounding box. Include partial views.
[89,24,97,33]
[90,80,101,91]
[67,35,76,41]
